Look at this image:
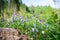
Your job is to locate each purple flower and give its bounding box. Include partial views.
[12,13,17,17]
[25,18,28,22]
[19,16,24,19]
[20,19,24,24]
[32,28,35,32]
[38,19,45,24]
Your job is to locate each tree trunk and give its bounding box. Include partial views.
[1,10,4,22]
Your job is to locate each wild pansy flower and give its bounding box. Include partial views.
[19,16,24,19]
[20,19,24,25]
[25,18,28,22]
[32,28,35,32]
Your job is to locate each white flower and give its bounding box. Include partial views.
[42,31,44,34]
[30,38,33,40]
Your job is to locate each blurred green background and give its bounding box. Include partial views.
[0,0,60,40]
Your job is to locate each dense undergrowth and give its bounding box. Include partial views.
[0,6,60,40]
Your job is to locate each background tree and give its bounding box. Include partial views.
[0,0,5,22]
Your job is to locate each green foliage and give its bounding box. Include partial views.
[0,1,60,40]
